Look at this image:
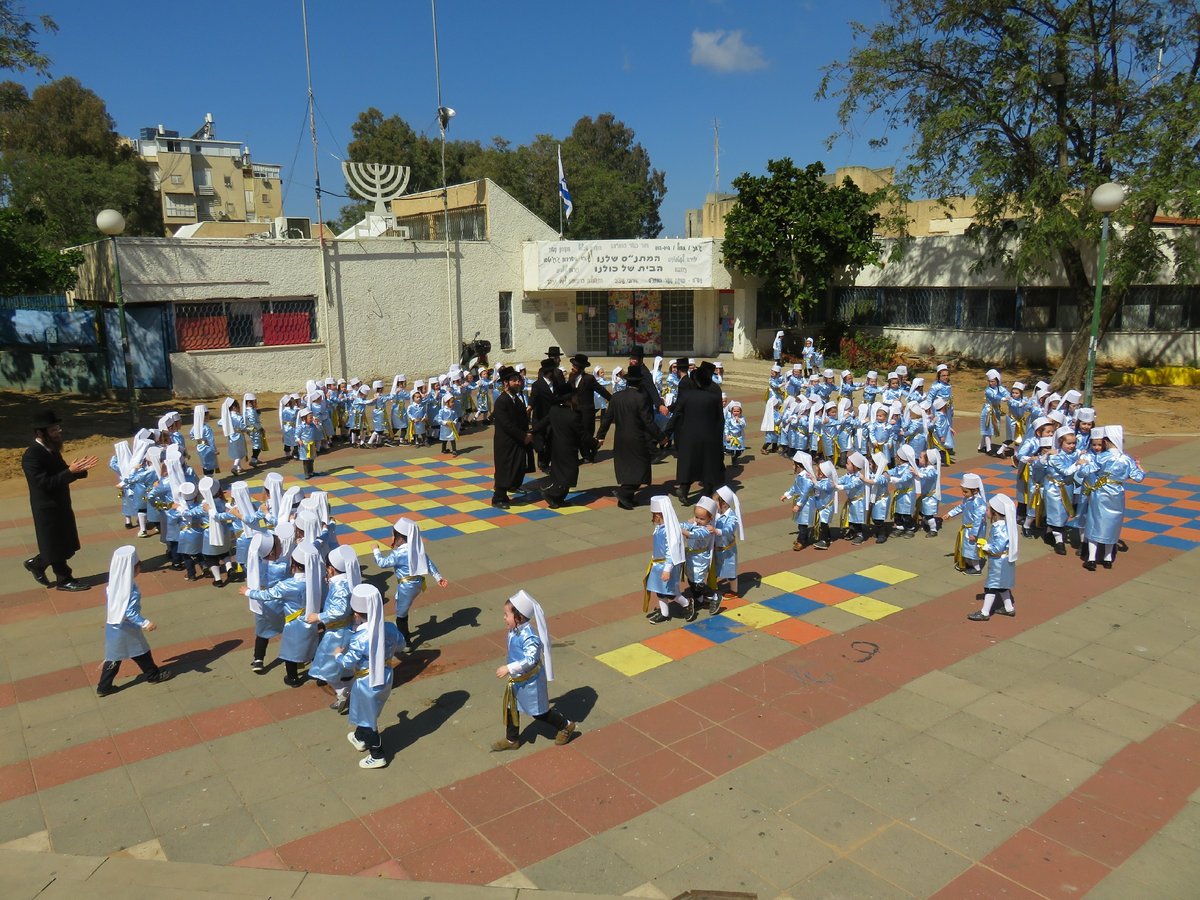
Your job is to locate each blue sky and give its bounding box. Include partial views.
[15,0,903,236]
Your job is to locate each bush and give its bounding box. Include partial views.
[826,329,897,372]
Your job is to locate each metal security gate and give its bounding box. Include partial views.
[105,304,172,389]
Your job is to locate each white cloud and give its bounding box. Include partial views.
[690,29,768,73]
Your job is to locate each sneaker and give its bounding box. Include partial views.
[491,738,520,752]
[137,530,150,538]
[995,608,1016,617]
[284,674,305,687]
[814,539,830,550]
[967,612,990,621]
[555,721,576,746]
[686,603,699,623]
[346,731,367,752]
[647,611,670,625]
[851,533,865,545]
[1083,560,1097,572]
[791,540,804,551]
[359,755,388,769]
[334,695,349,715]
[709,593,722,615]
[250,659,265,673]
[146,669,172,684]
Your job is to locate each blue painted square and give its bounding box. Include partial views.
[420,526,458,542]
[1125,519,1170,533]
[473,506,510,519]
[518,508,559,521]
[1147,534,1200,551]
[827,574,890,595]
[365,525,394,541]
[1173,520,1200,532]
[683,615,747,643]
[761,593,824,617]
[377,488,411,499]
[422,489,454,499]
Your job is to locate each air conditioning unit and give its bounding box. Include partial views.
[273,216,311,239]
[391,225,411,239]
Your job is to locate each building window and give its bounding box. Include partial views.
[170,174,183,185]
[261,193,271,205]
[173,297,318,351]
[224,175,233,189]
[498,291,513,350]
[575,291,609,354]
[163,193,195,218]
[660,290,694,353]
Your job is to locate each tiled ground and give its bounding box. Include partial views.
[2,381,1200,899]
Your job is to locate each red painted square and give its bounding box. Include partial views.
[643,628,715,661]
[13,667,89,703]
[627,701,711,746]
[1118,527,1154,543]
[364,791,469,856]
[763,618,831,646]
[232,849,287,870]
[1031,795,1156,868]
[1140,512,1190,526]
[1108,740,1200,791]
[507,744,604,797]
[354,859,412,880]
[551,772,654,835]
[794,583,859,605]
[259,684,327,721]
[0,761,35,803]
[1125,499,1158,512]
[671,726,761,777]
[724,704,813,750]
[614,745,711,804]
[398,828,513,885]
[438,767,539,826]
[773,688,856,727]
[32,737,121,790]
[575,721,660,770]
[1155,487,1193,499]
[190,699,273,742]
[1077,768,1189,828]
[1173,499,1200,512]
[1176,703,1200,731]
[931,865,1044,899]
[982,829,1110,897]
[676,682,762,723]
[113,717,202,764]
[276,819,389,875]
[725,663,805,701]
[477,799,589,867]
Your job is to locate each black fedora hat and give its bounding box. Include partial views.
[546,346,562,359]
[31,406,62,430]
[569,353,590,369]
[628,345,645,361]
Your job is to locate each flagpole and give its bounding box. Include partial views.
[557,144,563,238]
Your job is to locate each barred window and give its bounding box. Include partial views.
[498,291,513,350]
[660,290,694,353]
[173,297,317,351]
[575,291,608,354]
[164,193,195,217]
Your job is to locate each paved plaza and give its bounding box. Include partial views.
[3,373,1200,899]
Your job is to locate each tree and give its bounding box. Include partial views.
[0,77,159,245]
[721,159,886,317]
[820,0,1200,388]
[0,1,55,75]
[0,206,83,294]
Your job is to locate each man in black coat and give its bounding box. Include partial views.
[528,358,559,473]
[23,407,98,591]
[662,362,725,504]
[567,353,611,463]
[596,366,662,509]
[491,367,534,509]
[628,346,667,417]
[533,384,586,508]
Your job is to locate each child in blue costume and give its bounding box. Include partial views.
[389,375,411,443]
[1079,425,1144,571]
[229,480,274,577]
[174,482,208,581]
[190,404,218,475]
[759,396,781,455]
[969,494,1019,621]
[680,498,717,618]
[373,517,447,648]
[97,546,171,697]
[198,476,237,588]
[782,451,817,551]
[366,380,390,447]
[867,403,895,465]
[118,443,157,536]
[723,400,746,464]
[786,363,807,399]
[1011,416,1053,527]
[1005,382,1032,446]
[1041,426,1083,556]
[978,368,1007,455]
[915,450,943,536]
[309,545,361,714]
[645,496,688,624]
[886,445,919,537]
[713,485,743,602]
[838,452,870,545]
[279,395,299,459]
[867,451,893,544]
[220,397,249,476]
[927,364,953,417]
[338,584,402,769]
[143,449,172,543]
[945,472,988,574]
[929,397,955,464]
[244,541,324,687]
[435,394,460,455]
[835,398,857,463]
[407,381,428,446]
[491,589,575,752]
[296,407,321,479]
[882,372,906,406]
[838,370,861,401]
[799,336,814,372]
[243,393,267,466]
[812,459,841,550]
[862,371,882,407]
[246,531,287,673]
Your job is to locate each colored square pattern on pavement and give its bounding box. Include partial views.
[597,565,918,677]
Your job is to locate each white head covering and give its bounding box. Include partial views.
[1091,425,1107,442]
[695,496,718,518]
[294,509,319,541]
[792,362,802,373]
[771,364,781,374]
[390,374,402,394]
[1047,410,1066,426]
[1075,407,1095,423]
[278,486,301,523]
[961,472,987,506]
[157,412,174,433]
[198,476,227,550]
[219,397,237,438]
[792,451,815,479]
[1054,425,1075,446]
[989,494,1019,561]
[776,330,785,339]
[246,532,273,613]
[392,517,429,576]
[1105,425,1124,453]
[327,544,361,589]
[509,589,553,682]
[933,397,947,411]
[292,541,323,619]
[911,377,925,389]
[896,445,917,468]
[715,485,743,540]
[986,369,1001,383]
[263,472,284,520]
[191,404,206,440]
[113,439,133,478]
[1011,381,1025,392]
[649,496,685,566]
[818,460,840,515]
[760,395,780,433]
[936,364,948,373]
[310,491,331,527]
[349,584,388,688]
[889,400,903,417]
[105,545,138,625]
[230,480,254,519]
[1062,389,1081,406]
[930,450,942,502]
[274,520,296,558]
[847,451,867,472]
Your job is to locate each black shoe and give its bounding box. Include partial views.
[250,659,265,673]
[647,611,670,624]
[708,594,721,615]
[283,674,305,687]
[617,500,636,510]
[851,533,865,544]
[814,539,830,550]
[686,603,699,623]
[545,497,562,509]
[96,685,120,697]
[1117,540,1129,553]
[1054,543,1067,556]
[23,558,50,586]
[1102,560,1113,569]
[146,669,172,684]
[56,580,88,592]
[995,608,1016,617]
[967,612,990,621]
[1083,560,1097,571]
[491,499,511,509]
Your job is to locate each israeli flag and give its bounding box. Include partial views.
[558,145,573,221]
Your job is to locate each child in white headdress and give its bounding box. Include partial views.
[244,541,323,686]
[492,589,575,752]
[945,473,987,574]
[245,531,286,673]
[1041,425,1083,556]
[338,584,402,769]
[645,496,687,624]
[191,404,218,475]
[680,498,717,618]
[296,406,321,479]
[1078,425,1144,570]
[242,393,267,466]
[220,396,249,476]
[760,395,781,456]
[978,369,1006,456]
[773,331,786,365]
[838,452,870,544]
[373,518,448,648]
[782,451,818,551]
[197,476,235,588]
[968,494,1019,621]
[97,546,171,696]
[723,400,746,464]
[309,545,362,713]
[279,395,299,459]
[713,485,743,601]
[915,450,943,536]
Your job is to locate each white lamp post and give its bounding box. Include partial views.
[96,209,138,428]
[1083,183,1128,407]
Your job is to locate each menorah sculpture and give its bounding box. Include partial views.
[340,162,412,216]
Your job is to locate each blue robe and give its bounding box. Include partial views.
[309,576,356,682]
[104,584,152,660]
[946,495,987,563]
[176,502,208,556]
[1013,436,1042,506]
[785,472,816,527]
[120,466,156,517]
[226,412,247,460]
[337,622,402,729]
[916,465,940,517]
[979,386,1006,438]
[681,522,715,586]
[504,622,549,716]
[713,511,739,580]
[192,424,217,473]
[1042,450,1082,527]
[645,525,681,595]
[1080,450,1144,543]
[244,406,265,451]
[373,546,443,617]
[281,407,297,447]
[253,559,290,639]
[980,520,1016,589]
[251,575,320,663]
[723,416,746,453]
[887,465,916,517]
[838,473,868,526]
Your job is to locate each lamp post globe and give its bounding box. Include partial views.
[1083,183,1128,407]
[1090,182,1127,214]
[96,209,126,237]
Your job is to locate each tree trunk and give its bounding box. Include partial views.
[1051,285,1126,393]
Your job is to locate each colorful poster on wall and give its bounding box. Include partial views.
[608,290,635,355]
[718,289,735,353]
[635,290,660,355]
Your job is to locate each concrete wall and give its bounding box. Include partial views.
[0,349,107,393]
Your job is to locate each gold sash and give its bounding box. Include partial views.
[285,607,306,624]
[642,558,666,612]
[501,662,543,728]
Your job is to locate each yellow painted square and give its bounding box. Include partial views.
[404,499,444,511]
[357,482,393,493]
[404,484,438,494]
[836,595,903,620]
[352,517,391,531]
[855,565,918,585]
[763,571,820,592]
[357,498,392,510]
[445,457,474,467]
[725,603,790,629]
[450,500,491,512]
[446,484,481,494]
[552,505,591,515]
[452,520,499,534]
[596,643,672,677]
[406,457,437,465]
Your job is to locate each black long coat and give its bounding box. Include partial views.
[534,404,584,494]
[492,391,533,491]
[597,389,661,486]
[22,440,87,563]
[663,385,725,487]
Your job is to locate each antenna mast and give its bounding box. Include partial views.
[713,118,720,194]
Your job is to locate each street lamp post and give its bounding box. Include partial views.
[1083,183,1128,408]
[96,209,138,430]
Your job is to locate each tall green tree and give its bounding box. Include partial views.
[0,206,83,294]
[0,1,55,75]
[820,0,1200,387]
[0,77,159,245]
[722,159,886,316]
